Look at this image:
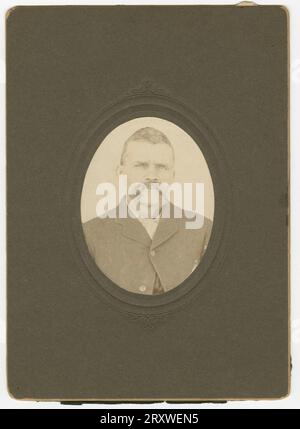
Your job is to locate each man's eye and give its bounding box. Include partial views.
[134,162,147,168]
[156,164,168,170]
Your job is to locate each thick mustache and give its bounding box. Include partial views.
[138,183,162,193]
[144,180,160,189]
[144,179,160,183]
[131,181,160,190]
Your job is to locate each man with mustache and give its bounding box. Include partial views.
[82,127,212,295]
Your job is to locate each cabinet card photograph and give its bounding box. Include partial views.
[81,117,214,295]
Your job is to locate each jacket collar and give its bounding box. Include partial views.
[115,216,152,247]
[115,204,179,249]
[150,216,179,250]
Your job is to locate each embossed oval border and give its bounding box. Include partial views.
[63,88,233,317]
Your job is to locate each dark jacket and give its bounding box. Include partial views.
[82,208,212,295]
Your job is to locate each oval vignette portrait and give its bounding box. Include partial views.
[80,117,215,296]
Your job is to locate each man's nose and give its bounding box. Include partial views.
[144,165,159,182]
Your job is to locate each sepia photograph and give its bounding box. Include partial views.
[81,117,215,295]
[4,1,293,409]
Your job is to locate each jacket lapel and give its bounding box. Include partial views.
[115,203,180,249]
[151,217,179,250]
[115,217,152,247]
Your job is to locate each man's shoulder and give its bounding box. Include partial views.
[82,216,119,237]
[175,211,213,235]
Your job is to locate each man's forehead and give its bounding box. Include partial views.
[125,139,174,160]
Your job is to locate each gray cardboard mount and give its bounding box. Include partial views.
[6,5,289,402]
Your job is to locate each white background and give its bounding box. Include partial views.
[1,0,299,409]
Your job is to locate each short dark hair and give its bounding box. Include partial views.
[120,127,175,165]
